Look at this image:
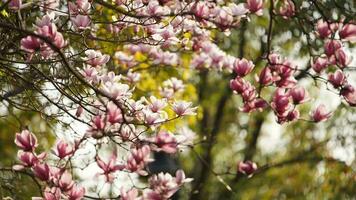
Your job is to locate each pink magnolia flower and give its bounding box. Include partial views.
[84,50,110,67]
[328,70,346,88]
[43,187,61,200]
[246,0,263,16]
[341,85,356,107]
[144,110,162,125]
[120,188,140,200]
[172,101,197,116]
[339,23,356,43]
[257,67,274,85]
[324,40,342,57]
[175,169,193,185]
[311,104,332,122]
[148,96,167,113]
[269,53,282,65]
[289,86,309,104]
[21,36,41,53]
[279,0,295,19]
[153,131,178,154]
[81,66,98,82]
[193,1,210,19]
[67,185,85,200]
[142,189,161,200]
[119,124,136,141]
[312,57,329,73]
[271,89,292,123]
[58,171,75,191]
[106,101,123,124]
[17,151,39,167]
[88,115,106,138]
[316,19,331,39]
[286,108,300,121]
[240,98,268,113]
[240,82,257,102]
[238,161,257,176]
[163,77,185,93]
[334,48,350,67]
[102,82,131,100]
[148,170,192,199]
[233,58,255,77]
[96,152,125,183]
[214,8,234,28]
[230,3,249,16]
[14,130,38,151]
[126,145,152,175]
[230,77,247,94]
[76,0,91,13]
[54,140,73,159]
[35,23,66,50]
[71,15,91,30]
[33,163,50,181]
[126,70,141,83]
[9,0,21,10]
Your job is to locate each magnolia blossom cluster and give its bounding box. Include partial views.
[312,20,356,106]
[119,170,192,200]
[13,130,85,200]
[69,0,92,30]
[229,52,337,124]
[20,13,65,59]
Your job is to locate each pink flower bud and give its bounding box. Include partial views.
[279,0,295,19]
[316,19,331,39]
[339,23,356,43]
[341,85,356,107]
[233,58,255,77]
[312,57,329,73]
[238,161,257,176]
[9,0,21,10]
[246,0,263,16]
[286,108,300,121]
[334,49,350,67]
[324,40,342,57]
[14,130,38,151]
[328,70,346,88]
[68,185,85,200]
[33,163,50,181]
[289,86,309,104]
[258,67,274,85]
[75,106,83,117]
[311,104,332,122]
[271,88,291,116]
